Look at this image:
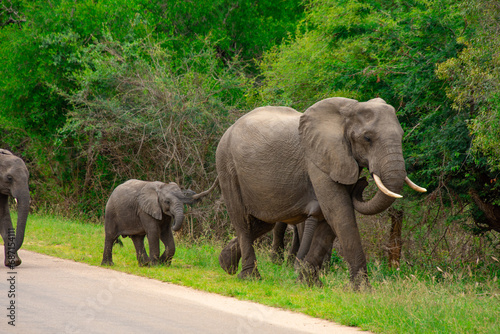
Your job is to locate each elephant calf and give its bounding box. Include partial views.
[0,149,30,268]
[101,179,212,267]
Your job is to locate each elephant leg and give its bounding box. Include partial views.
[271,222,288,264]
[146,226,161,266]
[220,217,275,278]
[131,235,149,266]
[217,168,275,278]
[237,216,275,280]
[138,213,161,266]
[296,220,335,287]
[218,173,245,275]
[287,224,300,265]
[101,233,116,266]
[219,237,241,275]
[0,206,21,268]
[218,173,266,277]
[322,237,335,271]
[159,224,175,266]
[308,162,368,289]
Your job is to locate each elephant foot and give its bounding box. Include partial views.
[296,268,323,287]
[296,261,323,287]
[101,259,114,266]
[137,258,150,267]
[270,251,284,265]
[159,255,173,266]
[350,270,371,291]
[135,254,150,267]
[237,267,261,280]
[286,254,297,267]
[297,271,323,287]
[4,254,22,268]
[148,258,160,267]
[219,238,241,275]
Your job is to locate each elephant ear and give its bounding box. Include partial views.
[138,182,162,220]
[299,97,360,185]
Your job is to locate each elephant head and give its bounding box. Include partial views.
[299,97,425,215]
[138,182,195,231]
[0,149,30,252]
[137,178,218,231]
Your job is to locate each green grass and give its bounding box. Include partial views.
[15,213,500,333]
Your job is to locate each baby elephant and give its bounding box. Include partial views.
[101,179,204,267]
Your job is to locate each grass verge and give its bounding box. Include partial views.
[16,213,500,333]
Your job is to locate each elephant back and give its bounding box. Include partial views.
[216,106,312,222]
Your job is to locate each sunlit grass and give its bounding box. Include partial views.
[16,213,500,333]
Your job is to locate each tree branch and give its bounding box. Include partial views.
[1,0,26,28]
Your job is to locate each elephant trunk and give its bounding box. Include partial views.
[296,217,318,260]
[353,146,406,215]
[13,190,30,252]
[171,201,185,232]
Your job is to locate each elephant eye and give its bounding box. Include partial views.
[6,175,13,183]
[364,135,371,143]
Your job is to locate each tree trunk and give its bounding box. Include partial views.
[470,189,500,233]
[386,208,403,268]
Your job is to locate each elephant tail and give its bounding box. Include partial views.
[192,176,219,201]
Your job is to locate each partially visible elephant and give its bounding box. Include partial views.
[271,218,321,266]
[272,218,334,272]
[0,149,30,268]
[101,179,216,266]
[216,97,426,288]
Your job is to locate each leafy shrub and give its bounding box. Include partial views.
[53,30,251,219]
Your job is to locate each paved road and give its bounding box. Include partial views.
[1,250,368,334]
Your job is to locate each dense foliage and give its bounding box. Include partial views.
[1,0,499,268]
[0,0,303,216]
[257,0,500,236]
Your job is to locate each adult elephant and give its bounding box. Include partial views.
[216,97,426,288]
[101,179,216,266]
[0,149,30,268]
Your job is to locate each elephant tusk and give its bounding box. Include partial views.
[373,174,403,199]
[405,176,427,193]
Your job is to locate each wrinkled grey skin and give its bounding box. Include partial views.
[271,222,300,265]
[101,180,199,267]
[272,182,370,274]
[216,97,413,288]
[0,149,30,268]
[272,220,335,285]
[271,218,320,266]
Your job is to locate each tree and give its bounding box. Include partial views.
[0,0,304,217]
[0,0,25,27]
[256,0,500,237]
[436,0,500,233]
